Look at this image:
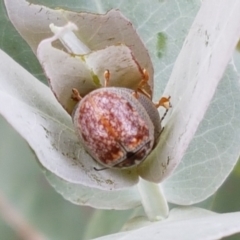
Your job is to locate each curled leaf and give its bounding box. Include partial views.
[4,0,153,89]
[37,31,148,114]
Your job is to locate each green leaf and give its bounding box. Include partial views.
[163,64,240,204]
[93,207,240,240]
[44,170,141,210]
[138,0,240,204]
[0,49,139,192]
[0,0,46,82]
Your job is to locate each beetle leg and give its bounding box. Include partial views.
[133,68,151,99]
[138,68,149,89]
[71,88,82,102]
[104,69,110,87]
[155,96,171,109]
[155,96,172,121]
[93,166,109,171]
[132,91,139,99]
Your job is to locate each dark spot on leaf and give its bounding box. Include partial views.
[236,39,240,52]
[167,156,170,165]
[161,162,167,170]
[205,30,209,46]
[92,174,105,184]
[106,179,114,185]
[156,32,167,58]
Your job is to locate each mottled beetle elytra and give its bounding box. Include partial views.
[72,69,171,170]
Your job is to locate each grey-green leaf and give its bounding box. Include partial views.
[0,49,139,192]
[93,208,240,240]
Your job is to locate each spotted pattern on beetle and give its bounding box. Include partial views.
[73,87,156,168]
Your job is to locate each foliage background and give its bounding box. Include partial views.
[0,0,240,239]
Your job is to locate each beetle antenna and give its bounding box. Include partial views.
[93,166,109,171]
[161,108,169,122]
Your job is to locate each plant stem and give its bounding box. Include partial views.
[137,178,169,221]
[49,22,91,55]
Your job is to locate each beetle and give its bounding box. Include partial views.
[72,69,171,169]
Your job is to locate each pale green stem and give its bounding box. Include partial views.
[49,22,91,55]
[137,178,169,221]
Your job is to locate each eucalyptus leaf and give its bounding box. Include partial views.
[4,0,154,86]
[37,39,149,114]
[138,0,240,182]
[44,169,141,210]
[0,0,46,82]
[0,49,139,192]
[93,208,240,240]
[163,63,240,204]
[37,36,96,114]
[122,207,216,232]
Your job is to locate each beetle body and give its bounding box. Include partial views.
[72,87,161,169]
